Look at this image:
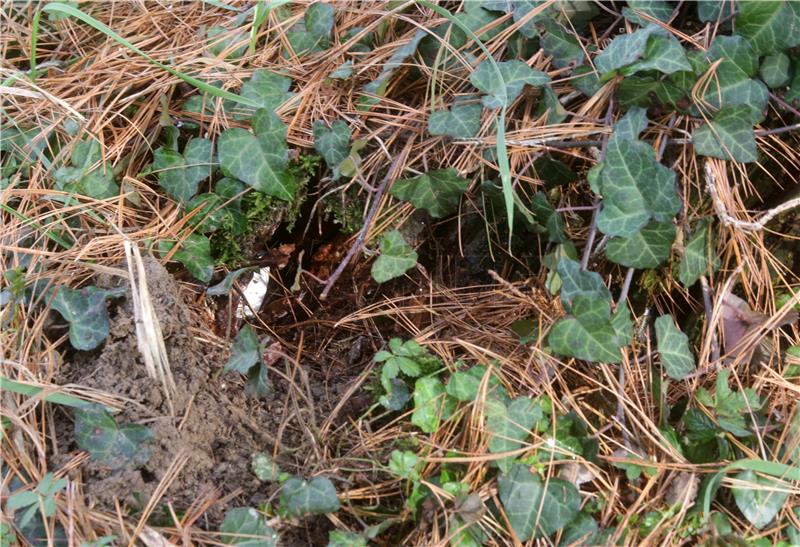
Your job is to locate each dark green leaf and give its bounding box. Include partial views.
[230,70,295,117]
[280,476,340,517]
[760,53,791,88]
[735,0,798,55]
[428,104,482,139]
[225,325,261,374]
[486,397,541,472]
[313,120,351,179]
[594,24,664,76]
[305,2,335,39]
[371,230,418,283]
[74,406,153,469]
[613,106,649,141]
[623,0,674,25]
[555,258,612,311]
[538,18,584,68]
[186,193,226,233]
[679,219,718,287]
[161,234,214,282]
[152,137,214,203]
[50,285,116,350]
[245,362,271,398]
[558,512,600,546]
[548,295,624,363]
[692,105,760,163]
[390,168,469,218]
[655,315,695,380]
[697,0,737,22]
[53,140,119,199]
[206,25,247,59]
[605,221,676,268]
[411,376,455,433]
[207,267,258,296]
[469,60,550,108]
[624,34,691,75]
[732,470,789,529]
[220,507,278,546]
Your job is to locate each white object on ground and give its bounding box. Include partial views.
[236,266,270,318]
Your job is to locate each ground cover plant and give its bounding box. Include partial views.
[1,0,799,545]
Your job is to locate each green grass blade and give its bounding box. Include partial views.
[0,376,93,409]
[30,9,42,82]
[40,3,262,108]
[0,203,74,249]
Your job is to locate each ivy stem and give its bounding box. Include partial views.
[617,267,635,307]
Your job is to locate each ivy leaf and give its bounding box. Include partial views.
[206,25,247,59]
[220,507,278,546]
[313,120,351,180]
[548,295,624,363]
[53,140,119,199]
[428,103,482,139]
[328,531,367,547]
[286,2,334,57]
[225,325,261,374]
[613,106,649,141]
[623,34,691,75]
[538,18,584,68]
[186,193,226,233]
[692,105,760,163]
[708,35,759,77]
[623,0,674,25]
[732,470,790,529]
[469,60,550,108]
[339,138,367,178]
[411,377,455,433]
[74,406,153,469]
[605,221,676,268]
[559,512,601,546]
[388,450,421,480]
[371,230,418,283]
[160,234,214,283]
[556,258,612,311]
[760,53,791,88]
[50,285,118,350]
[280,476,340,517]
[207,267,259,296]
[251,452,282,483]
[697,0,737,22]
[735,0,798,55]
[446,366,485,402]
[305,2,335,38]
[218,109,296,200]
[679,219,718,287]
[486,397,542,472]
[655,315,695,380]
[329,61,353,79]
[151,137,214,204]
[390,168,470,218]
[498,464,581,540]
[594,24,664,76]
[698,36,768,114]
[229,70,295,117]
[530,191,566,243]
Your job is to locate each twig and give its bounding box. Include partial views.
[617,267,635,307]
[319,145,408,300]
[700,275,720,364]
[704,161,800,232]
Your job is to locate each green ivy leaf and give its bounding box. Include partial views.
[388,450,420,480]
[390,168,469,218]
[692,105,760,163]
[498,464,581,540]
[305,2,335,39]
[280,476,340,517]
[152,137,214,203]
[469,60,550,108]
[160,234,214,283]
[594,24,664,77]
[411,376,455,433]
[228,70,295,118]
[53,140,119,199]
[286,2,334,57]
[220,507,278,546]
[624,34,691,75]
[555,258,612,311]
[428,103,482,139]
[251,452,282,482]
[559,512,601,546]
[206,25,247,59]
[186,193,226,233]
[697,0,737,22]
[446,366,485,402]
[732,470,790,529]
[50,285,118,350]
[548,295,625,363]
[371,230,418,283]
[605,221,676,268]
[328,531,367,547]
[218,109,296,200]
[538,18,584,68]
[760,53,791,88]
[313,120,351,180]
[735,0,799,55]
[655,315,695,380]
[329,61,353,79]
[225,325,261,374]
[698,36,768,113]
[74,406,153,469]
[679,219,719,287]
[486,397,542,472]
[338,138,367,178]
[612,105,649,141]
[623,0,674,25]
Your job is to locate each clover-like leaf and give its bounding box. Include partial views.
[732,470,790,530]
[692,105,760,163]
[486,397,542,473]
[74,406,154,469]
[371,230,418,283]
[556,258,612,311]
[736,0,798,55]
[390,168,469,218]
[538,18,584,68]
[760,53,791,88]
[50,285,118,350]
[152,137,214,203]
[498,464,581,540]
[160,233,214,283]
[411,376,456,433]
[548,295,625,363]
[469,60,550,108]
[605,221,676,268]
[218,109,296,200]
[225,325,261,374]
[280,476,340,517]
[655,315,695,380]
[313,120,351,180]
[53,140,119,199]
[594,24,664,76]
[679,219,718,287]
[428,103,482,139]
[220,507,278,546]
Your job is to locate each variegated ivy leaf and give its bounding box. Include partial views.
[286,2,335,57]
[280,476,340,517]
[696,36,768,115]
[605,221,676,268]
[152,136,214,203]
[697,0,737,22]
[538,17,584,68]
[371,230,418,283]
[50,285,122,350]
[486,397,542,473]
[548,294,626,363]
[469,60,550,108]
[655,315,695,380]
[556,258,612,311]
[428,103,482,139]
[53,139,119,199]
[760,53,791,88]
[228,70,295,118]
[206,25,247,59]
[735,0,800,56]
[707,35,759,76]
[732,470,790,530]
[679,219,719,287]
[536,86,568,124]
[692,105,760,163]
[218,109,296,200]
[159,234,214,283]
[328,61,353,79]
[313,120,351,179]
[594,24,664,77]
[411,376,456,433]
[623,0,674,25]
[622,34,691,75]
[390,168,470,218]
[220,507,278,546]
[75,406,154,469]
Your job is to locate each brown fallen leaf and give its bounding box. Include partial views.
[665,472,699,506]
[720,292,798,367]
